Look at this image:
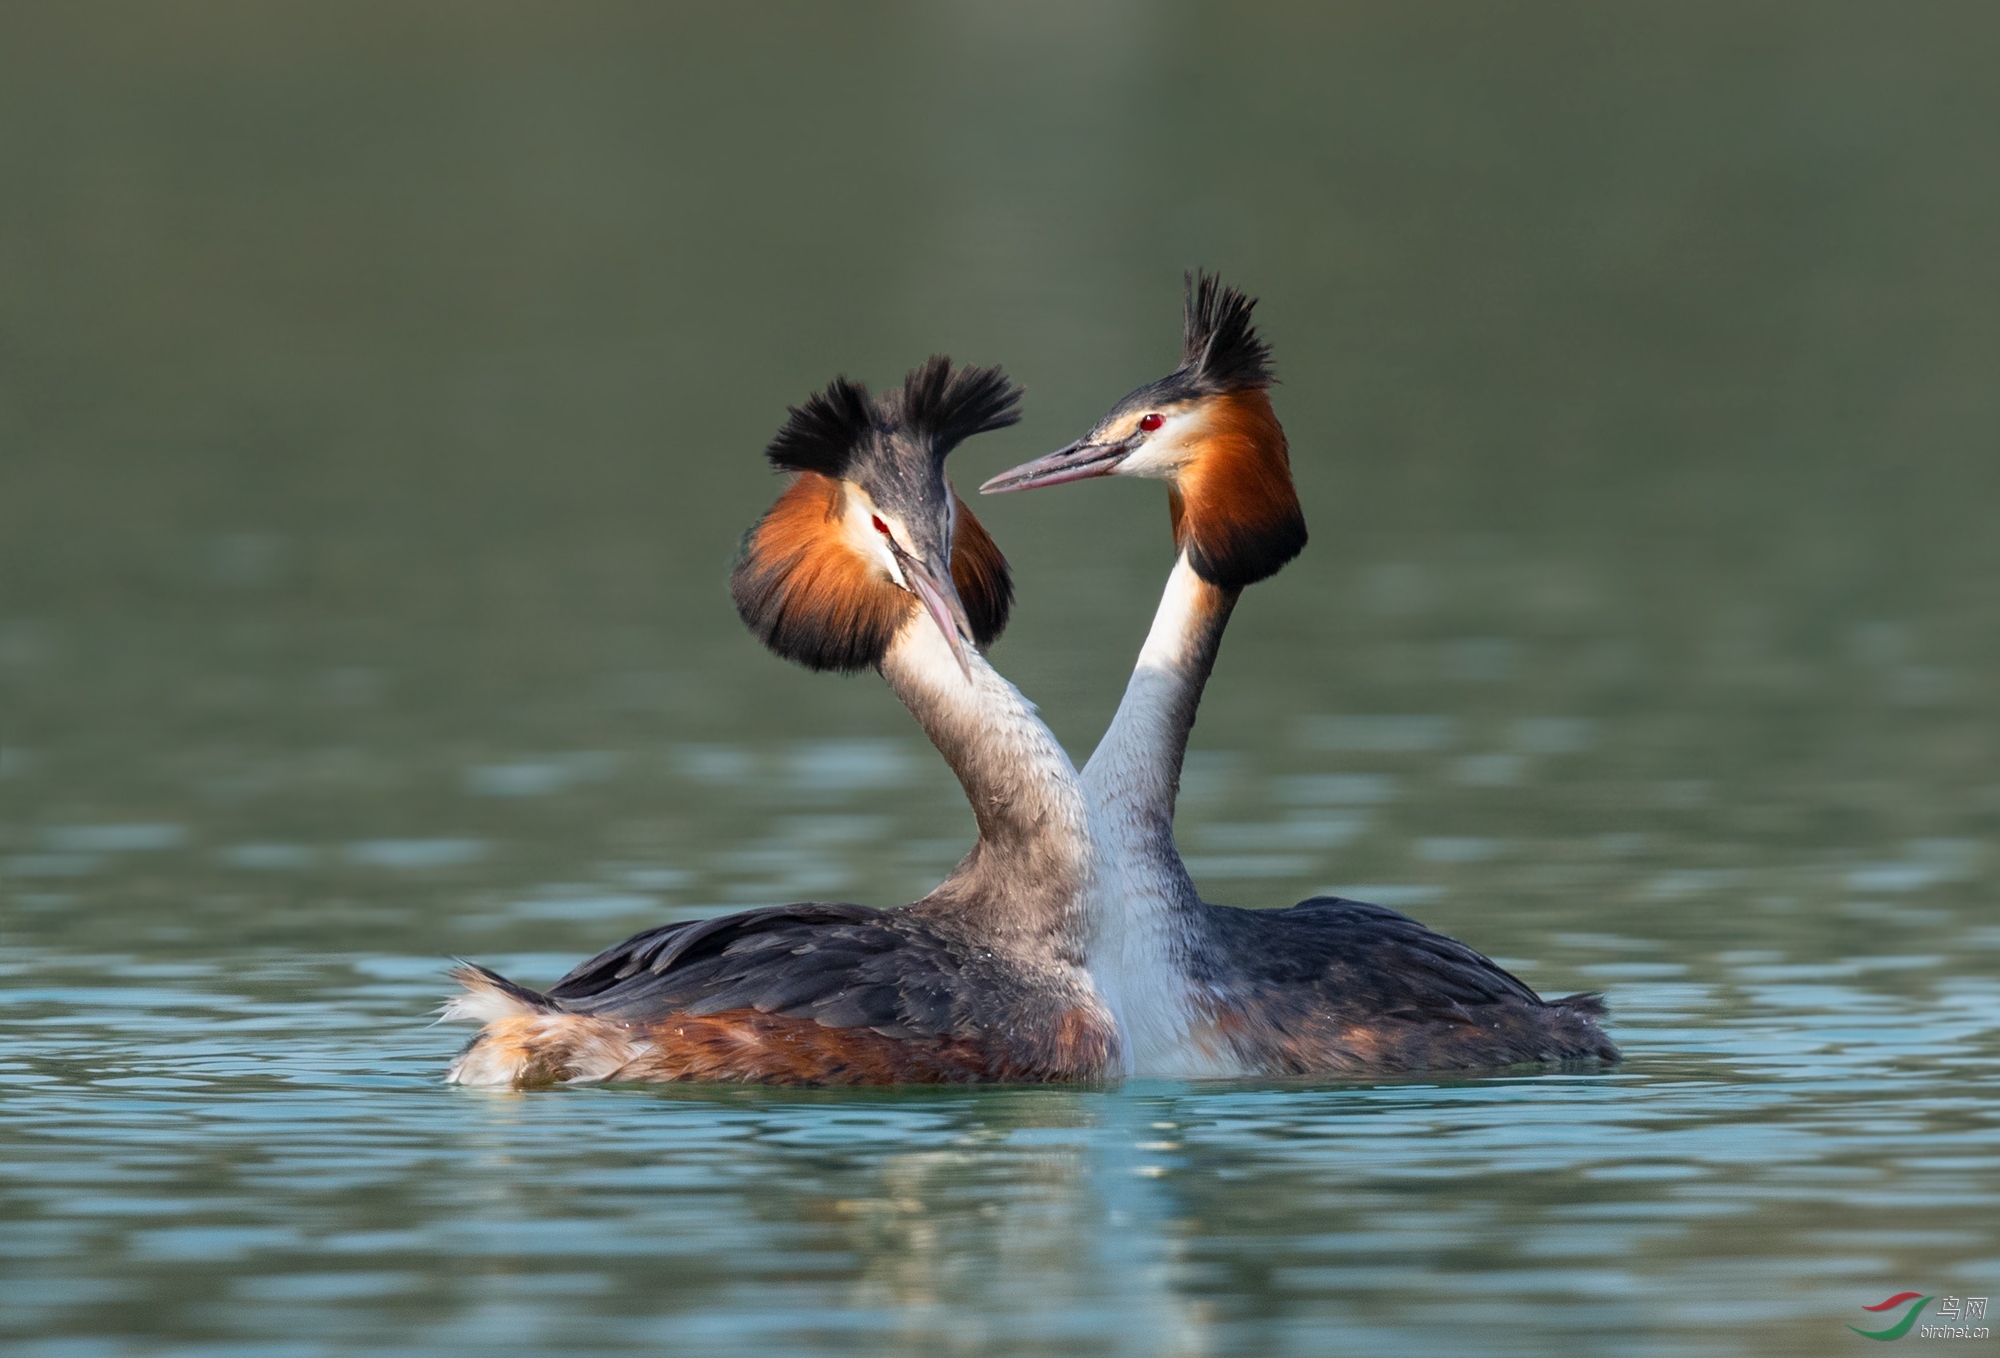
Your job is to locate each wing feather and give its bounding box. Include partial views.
[1225,896,1545,1016]
[537,902,970,1039]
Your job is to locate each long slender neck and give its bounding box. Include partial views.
[1081,552,1238,909]
[877,616,1095,966]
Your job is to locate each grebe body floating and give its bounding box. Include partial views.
[983,274,1617,1077]
[446,359,1116,1087]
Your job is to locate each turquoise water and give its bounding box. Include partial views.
[5,952,1997,1354]
[3,4,1998,1354]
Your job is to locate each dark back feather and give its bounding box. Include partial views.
[540,902,972,1037]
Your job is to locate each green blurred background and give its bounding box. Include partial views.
[6,3,1997,926]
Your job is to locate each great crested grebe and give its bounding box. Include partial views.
[444,357,1117,1087]
[982,274,1618,1075]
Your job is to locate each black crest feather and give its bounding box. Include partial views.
[765,377,876,476]
[1181,271,1274,393]
[895,356,1024,458]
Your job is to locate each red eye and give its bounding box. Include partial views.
[871,515,890,536]
[1139,413,1164,432]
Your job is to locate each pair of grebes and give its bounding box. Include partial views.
[446,274,1618,1086]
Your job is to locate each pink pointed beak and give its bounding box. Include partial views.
[978,438,1133,494]
[886,540,974,679]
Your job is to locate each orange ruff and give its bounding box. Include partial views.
[744,473,911,653]
[735,475,1012,669]
[1169,388,1305,589]
[948,490,1011,646]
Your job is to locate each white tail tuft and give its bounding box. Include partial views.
[439,963,541,1025]
[439,963,647,1087]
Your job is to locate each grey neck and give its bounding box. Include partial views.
[877,616,1096,966]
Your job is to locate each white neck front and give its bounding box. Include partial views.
[1084,556,1228,866]
[1080,552,1245,1075]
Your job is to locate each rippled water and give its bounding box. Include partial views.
[4,4,1998,1354]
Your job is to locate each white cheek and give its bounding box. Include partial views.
[858,520,906,587]
[1118,421,1199,478]
[841,490,909,588]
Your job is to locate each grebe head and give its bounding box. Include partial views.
[733,356,1021,675]
[980,271,1306,590]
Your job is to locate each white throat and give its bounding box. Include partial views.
[1081,553,1247,1076]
